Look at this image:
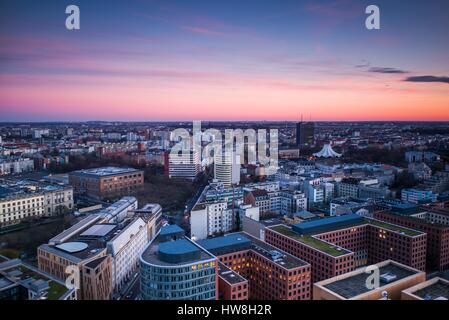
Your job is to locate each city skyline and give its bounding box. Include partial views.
[1,0,449,122]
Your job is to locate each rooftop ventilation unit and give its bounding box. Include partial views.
[379,272,397,284]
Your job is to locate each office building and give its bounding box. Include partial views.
[313,260,425,300]
[265,214,426,282]
[140,225,218,300]
[296,122,315,147]
[69,167,144,200]
[197,232,312,300]
[337,178,360,198]
[214,151,240,187]
[405,151,440,164]
[374,204,449,271]
[401,188,438,204]
[37,199,161,299]
[401,277,449,300]
[217,261,249,300]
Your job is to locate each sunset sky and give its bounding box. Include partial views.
[1,0,449,122]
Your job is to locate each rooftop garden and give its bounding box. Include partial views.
[364,219,423,237]
[269,225,349,257]
[3,265,69,300]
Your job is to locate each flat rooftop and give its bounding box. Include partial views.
[197,232,309,270]
[323,263,419,299]
[413,279,449,300]
[218,262,247,285]
[197,234,252,256]
[41,219,128,262]
[292,214,364,235]
[364,218,423,237]
[259,218,286,227]
[141,236,215,267]
[0,261,71,300]
[159,224,185,237]
[290,214,423,237]
[269,225,351,257]
[69,167,141,177]
[0,178,70,200]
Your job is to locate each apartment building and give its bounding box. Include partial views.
[0,157,34,175]
[190,201,235,240]
[244,188,307,216]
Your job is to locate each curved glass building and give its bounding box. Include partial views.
[140,225,218,300]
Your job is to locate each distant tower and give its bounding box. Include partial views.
[296,114,315,147]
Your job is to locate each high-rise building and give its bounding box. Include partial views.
[296,122,315,147]
[214,151,240,187]
[168,150,202,181]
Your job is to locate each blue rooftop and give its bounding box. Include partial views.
[197,234,252,255]
[158,239,201,264]
[292,214,364,235]
[391,203,418,210]
[159,224,185,236]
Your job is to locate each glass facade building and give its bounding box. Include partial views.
[140,262,217,300]
[140,225,218,300]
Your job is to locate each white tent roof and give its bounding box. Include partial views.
[313,144,342,158]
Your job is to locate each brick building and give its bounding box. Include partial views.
[374,208,449,271]
[265,214,426,283]
[217,262,249,300]
[197,233,312,300]
[69,167,144,200]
